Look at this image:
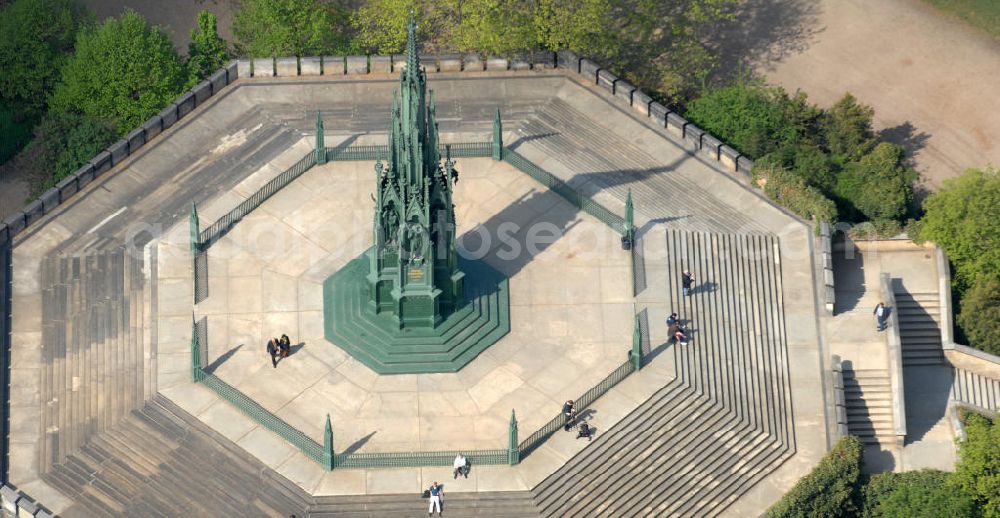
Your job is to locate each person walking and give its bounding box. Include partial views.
[874,302,887,331]
[562,400,576,431]
[266,338,279,368]
[427,481,443,516]
[279,334,291,358]
[682,270,695,297]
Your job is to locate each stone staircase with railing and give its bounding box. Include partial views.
[893,291,945,366]
[530,230,794,517]
[38,248,151,473]
[951,368,1000,413]
[841,368,895,445]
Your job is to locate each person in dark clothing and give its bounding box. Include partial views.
[669,324,689,346]
[666,313,679,327]
[563,400,576,431]
[266,338,278,368]
[576,422,593,441]
[279,334,291,358]
[682,270,695,296]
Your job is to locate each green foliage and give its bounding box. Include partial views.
[833,143,917,222]
[767,435,862,517]
[860,470,976,518]
[449,0,538,55]
[822,93,877,162]
[186,10,229,87]
[685,80,804,158]
[917,167,1000,290]
[21,111,115,193]
[848,219,904,241]
[754,162,838,226]
[616,0,738,103]
[532,0,618,58]
[758,142,836,191]
[954,412,1000,517]
[0,101,35,164]
[48,10,186,136]
[0,0,89,117]
[351,0,420,53]
[957,275,1000,356]
[234,0,351,57]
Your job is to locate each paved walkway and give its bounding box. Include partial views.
[750,0,1000,188]
[830,239,956,472]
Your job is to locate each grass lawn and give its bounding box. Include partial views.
[923,0,1000,40]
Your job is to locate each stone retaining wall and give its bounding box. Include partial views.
[937,246,1000,376]
[1,484,54,518]
[819,222,835,313]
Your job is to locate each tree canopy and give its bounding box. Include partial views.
[186,10,229,87]
[917,167,1000,290]
[0,0,89,117]
[953,412,1000,517]
[957,275,1000,356]
[767,435,862,517]
[21,112,115,193]
[860,470,976,518]
[233,0,352,57]
[48,9,186,135]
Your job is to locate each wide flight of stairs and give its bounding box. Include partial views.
[841,368,895,445]
[38,248,150,471]
[893,290,945,366]
[531,230,794,517]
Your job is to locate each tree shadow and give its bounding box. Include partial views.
[878,122,931,168]
[205,343,243,374]
[709,0,826,80]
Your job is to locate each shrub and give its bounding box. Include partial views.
[957,275,1000,356]
[916,167,1000,291]
[848,219,904,241]
[833,142,917,222]
[21,112,115,194]
[860,470,976,518]
[758,142,836,191]
[954,412,1000,516]
[0,101,35,164]
[767,435,862,517]
[685,80,805,158]
[753,163,838,225]
[48,10,186,136]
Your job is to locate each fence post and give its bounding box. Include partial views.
[631,312,643,370]
[492,107,503,161]
[191,315,204,382]
[323,414,334,470]
[507,409,519,465]
[189,202,200,253]
[315,111,327,165]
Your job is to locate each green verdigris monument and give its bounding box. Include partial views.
[323,19,509,374]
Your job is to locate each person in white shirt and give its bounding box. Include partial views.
[453,453,468,479]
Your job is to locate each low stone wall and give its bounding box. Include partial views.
[819,222,835,313]
[880,273,907,441]
[830,355,849,438]
[554,50,753,181]
[1,484,54,518]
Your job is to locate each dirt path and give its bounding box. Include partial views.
[739,0,1000,190]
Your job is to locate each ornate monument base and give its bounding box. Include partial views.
[323,249,510,374]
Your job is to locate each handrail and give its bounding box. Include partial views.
[879,273,907,440]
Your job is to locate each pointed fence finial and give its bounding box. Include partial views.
[315,111,326,165]
[189,202,200,254]
[508,409,519,465]
[492,107,503,160]
[323,414,334,470]
[631,312,643,370]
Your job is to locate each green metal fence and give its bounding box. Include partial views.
[335,449,508,469]
[199,152,317,249]
[325,142,492,162]
[503,149,626,232]
[518,358,635,457]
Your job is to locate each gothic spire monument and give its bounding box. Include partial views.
[323,17,509,374]
[368,18,464,327]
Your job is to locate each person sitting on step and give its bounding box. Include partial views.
[576,422,593,441]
